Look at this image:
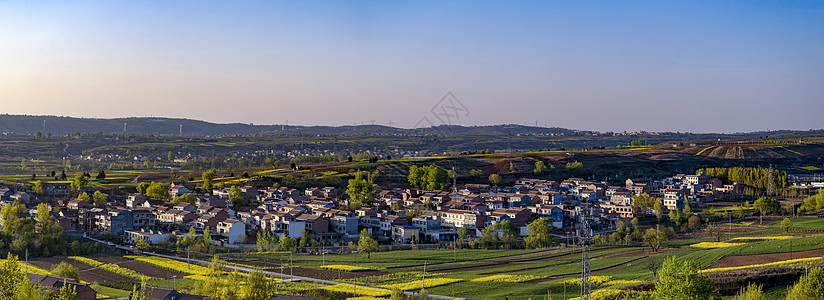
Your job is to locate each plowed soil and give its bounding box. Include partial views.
[28,256,135,284]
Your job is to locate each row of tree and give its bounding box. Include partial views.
[698,167,788,190]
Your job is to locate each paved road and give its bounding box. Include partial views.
[87,237,466,299]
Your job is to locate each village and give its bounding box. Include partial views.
[0,171,745,250]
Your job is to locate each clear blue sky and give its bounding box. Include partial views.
[1,1,822,133]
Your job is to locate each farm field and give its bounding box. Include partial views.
[18,217,820,299]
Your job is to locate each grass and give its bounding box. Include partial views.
[90,284,132,299]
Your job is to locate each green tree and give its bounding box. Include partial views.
[643,228,667,252]
[786,266,824,299]
[92,190,108,207]
[134,237,149,251]
[1,253,27,299]
[245,268,275,300]
[171,193,197,206]
[525,218,553,248]
[279,234,295,252]
[488,174,502,186]
[346,171,375,208]
[754,197,780,216]
[96,170,106,180]
[35,202,65,256]
[632,193,657,215]
[654,199,665,221]
[50,262,79,281]
[469,169,484,178]
[145,182,169,200]
[228,185,244,208]
[58,278,78,300]
[669,208,682,226]
[202,169,217,194]
[32,180,43,195]
[736,282,763,300]
[781,217,793,233]
[457,227,469,248]
[71,173,89,192]
[77,192,90,203]
[688,216,702,231]
[653,256,712,300]
[533,161,548,175]
[357,229,379,258]
[136,182,150,195]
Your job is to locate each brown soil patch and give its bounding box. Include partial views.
[95,256,187,279]
[708,248,824,269]
[28,256,136,284]
[288,267,387,280]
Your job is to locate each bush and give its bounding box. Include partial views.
[50,261,79,281]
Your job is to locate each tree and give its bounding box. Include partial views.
[92,190,108,207]
[643,228,667,252]
[35,202,65,256]
[488,174,501,186]
[469,169,483,178]
[457,227,469,248]
[136,182,150,195]
[71,173,89,192]
[58,278,77,300]
[34,131,42,139]
[653,256,712,300]
[705,224,723,242]
[202,169,217,193]
[654,199,664,221]
[50,262,79,281]
[145,182,169,200]
[245,268,275,300]
[228,185,244,207]
[632,193,657,215]
[786,266,824,299]
[96,170,106,180]
[171,193,197,206]
[688,216,702,231]
[358,229,379,258]
[737,283,763,300]
[32,180,43,195]
[279,234,295,252]
[134,237,149,251]
[533,161,548,175]
[78,192,91,203]
[346,171,375,208]
[669,208,682,226]
[754,197,780,216]
[781,217,793,233]
[525,218,553,248]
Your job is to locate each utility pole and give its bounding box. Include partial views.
[579,208,592,300]
[422,261,427,295]
[187,246,190,269]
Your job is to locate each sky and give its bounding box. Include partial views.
[1,1,823,133]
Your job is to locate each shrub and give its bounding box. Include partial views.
[50,261,79,281]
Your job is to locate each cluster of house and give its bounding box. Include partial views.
[0,172,744,248]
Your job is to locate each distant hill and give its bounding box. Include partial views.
[0,115,577,136]
[0,114,820,139]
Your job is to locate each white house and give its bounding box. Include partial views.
[216,219,246,244]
